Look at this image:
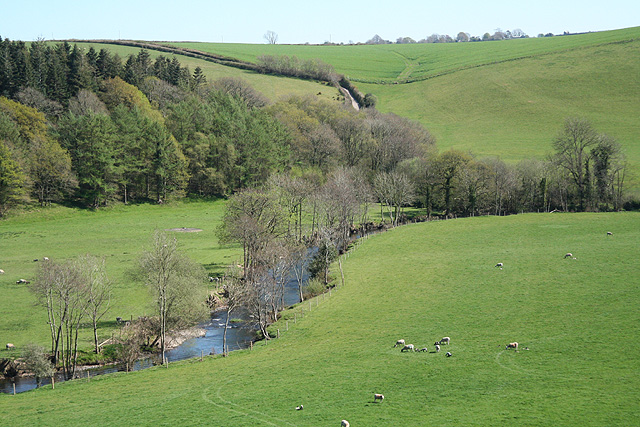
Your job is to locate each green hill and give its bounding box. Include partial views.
[2,212,638,425]
[83,28,640,191]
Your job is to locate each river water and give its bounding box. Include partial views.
[1,251,313,394]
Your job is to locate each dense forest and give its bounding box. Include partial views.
[0,37,629,219]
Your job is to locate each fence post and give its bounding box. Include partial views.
[286,320,289,331]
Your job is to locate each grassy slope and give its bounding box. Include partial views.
[0,200,241,347]
[2,212,638,425]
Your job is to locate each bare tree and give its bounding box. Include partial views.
[140,231,208,365]
[373,171,415,226]
[31,258,88,379]
[79,255,111,354]
[264,30,279,44]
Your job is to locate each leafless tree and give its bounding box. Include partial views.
[373,171,415,226]
[79,255,111,354]
[140,231,208,365]
[213,77,269,108]
[264,30,279,44]
[31,257,88,379]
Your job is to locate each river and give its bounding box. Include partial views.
[1,249,314,394]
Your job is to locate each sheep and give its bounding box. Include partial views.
[6,343,15,349]
[0,269,4,274]
[42,256,49,261]
[495,262,503,268]
[16,279,30,284]
[564,253,573,259]
[446,352,452,357]
[394,339,405,348]
[435,344,440,352]
[437,337,450,345]
[417,347,428,352]
[341,421,350,427]
[506,342,519,350]
[295,404,304,410]
[374,393,384,402]
[401,344,415,352]
[607,231,613,236]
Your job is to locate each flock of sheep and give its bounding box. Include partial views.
[394,337,451,356]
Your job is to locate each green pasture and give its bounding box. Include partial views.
[171,27,640,83]
[0,200,241,348]
[2,212,638,425]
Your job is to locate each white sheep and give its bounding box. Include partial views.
[296,404,303,410]
[400,344,415,352]
[394,339,405,348]
[0,269,4,274]
[495,262,503,268]
[417,347,428,352]
[446,352,452,357]
[564,253,573,259]
[374,393,384,402]
[435,344,440,352]
[42,256,49,261]
[607,231,613,236]
[341,420,350,427]
[506,342,519,350]
[16,279,30,284]
[6,343,15,349]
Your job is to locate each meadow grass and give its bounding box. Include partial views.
[0,200,241,348]
[1,212,638,425]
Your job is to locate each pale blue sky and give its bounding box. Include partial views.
[1,0,638,44]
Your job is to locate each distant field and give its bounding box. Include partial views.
[2,212,638,425]
[0,200,241,347]
[170,27,640,83]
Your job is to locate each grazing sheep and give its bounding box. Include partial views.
[42,257,49,261]
[394,339,405,348]
[446,352,452,357]
[417,347,428,352]
[374,393,384,402]
[506,342,519,350]
[341,421,350,427]
[607,231,613,236]
[0,269,4,274]
[16,279,30,284]
[401,344,415,352]
[435,344,440,352]
[564,253,573,259]
[495,262,503,268]
[296,404,303,410]
[438,337,450,345]
[6,343,15,349]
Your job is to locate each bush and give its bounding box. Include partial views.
[303,278,327,300]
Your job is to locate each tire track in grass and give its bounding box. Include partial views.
[202,380,297,427]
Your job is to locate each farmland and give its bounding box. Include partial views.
[1,211,638,425]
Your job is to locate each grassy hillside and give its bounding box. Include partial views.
[0,200,241,347]
[169,28,640,191]
[2,212,638,425]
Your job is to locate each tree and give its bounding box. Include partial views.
[31,257,89,379]
[435,150,471,216]
[0,139,25,217]
[373,171,415,226]
[22,344,55,388]
[552,118,599,211]
[79,255,111,354]
[28,138,76,206]
[264,30,278,44]
[456,32,470,42]
[140,231,207,365]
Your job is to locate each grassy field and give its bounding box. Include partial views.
[0,200,241,348]
[2,212,638,425]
